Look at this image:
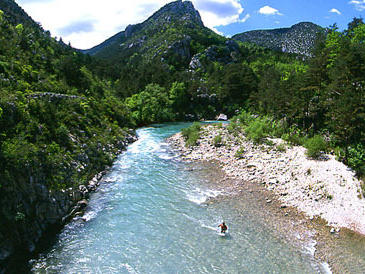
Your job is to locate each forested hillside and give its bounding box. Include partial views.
[86,0,364,175]
[0,2,135,270]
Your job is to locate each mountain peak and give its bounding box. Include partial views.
[123,0,203,38]
[148,0,203,27]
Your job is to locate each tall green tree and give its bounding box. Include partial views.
[325,23,365,160]
[125,83,174,125]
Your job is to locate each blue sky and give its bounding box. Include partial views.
[15,0,365,49]
[218,0,365,37]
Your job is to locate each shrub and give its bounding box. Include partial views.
[227,122,241,136]
[235,147,245,159]
[213,134,223,147]
[361,182,365,198]
[281,126,305,145]
[215,123,223,129]
[264,139,275,146]
[334,146,346,162]
[185,132,200,147]
[348,144,365,175]
[304,135,327,159]
[236,110,255,126]
[271,120,286,138]
[181,122,201,147]
[276,143,287,152]
[245,118,271,143]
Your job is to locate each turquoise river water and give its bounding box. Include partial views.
[31,123,333,273]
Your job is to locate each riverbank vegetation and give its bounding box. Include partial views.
[0,1,363,221]
[110,18,364,176]
[181,122,201,147]
[122,18,365,177]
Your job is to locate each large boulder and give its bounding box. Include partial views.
[217,114,228,121]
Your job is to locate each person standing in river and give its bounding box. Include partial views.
[218,222,228,233]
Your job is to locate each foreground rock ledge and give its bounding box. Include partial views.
[168,124,365,234]
[0,133,138,272]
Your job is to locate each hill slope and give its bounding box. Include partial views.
[0,1,135,271]
[83,0,226,68]
[0,0,42,30]
[232,22,324,56]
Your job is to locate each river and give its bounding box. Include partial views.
[31,123,332,273]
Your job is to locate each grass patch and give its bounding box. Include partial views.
[276,143,287,152]
[214,123,223,129]
[244,117,272,144]
[235,147,245,159]
[361,179,365,198]
[181,122,201,147]
[348,144,365,176]
[226,121,241,137]
[213,134,224,147]
[304,135,327,159]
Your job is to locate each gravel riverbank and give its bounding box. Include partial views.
[168,124,365,235]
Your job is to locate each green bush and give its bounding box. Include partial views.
[276,143,287,152]
[334,146,346,162]
[281,126,305,145]
[235,111,255,126]
[235,147,245,158]
[348,144,365,175]
[215,123,223,129]
[181,122,201,147]
[271,120,286,138]
[213,134,223,147]
[304,135,327,159]
[226,122,241,136]
[244,118,271,143]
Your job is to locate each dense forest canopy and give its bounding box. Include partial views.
[0,7,134,191]
[0,2,364,185]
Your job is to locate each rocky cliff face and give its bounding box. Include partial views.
[0,133,137,272]
[189,40,242,70]
[233,22,324,56]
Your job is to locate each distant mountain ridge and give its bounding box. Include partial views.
[232,22,324,56]
[84,1,324,64]
[83,0,205,57]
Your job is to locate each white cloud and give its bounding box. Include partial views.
[240,13,251,23]
[258,5,283,16]
[16,0,171,49]
[349,0,365,11]
[15,0,246,49]
[329,8,341,15]
[193,0,245,28]
[211,27,224,35]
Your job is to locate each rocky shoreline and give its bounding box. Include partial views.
[0,133,137,273]
[168,124,365,235]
